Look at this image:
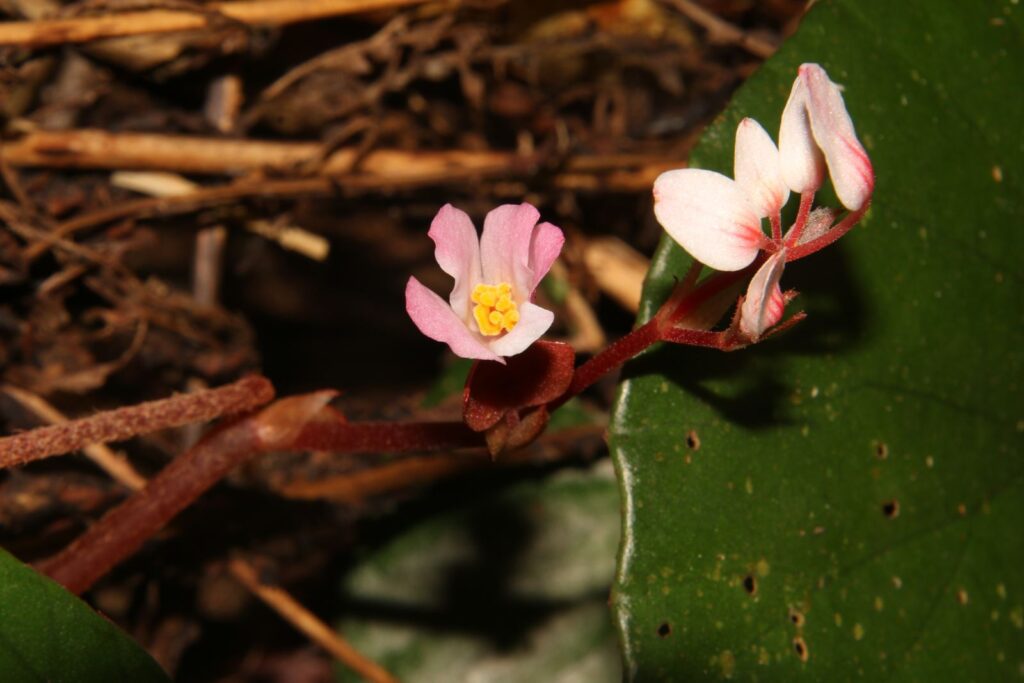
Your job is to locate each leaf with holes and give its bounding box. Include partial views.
[610,0,1023,679]
[0,547,170,681]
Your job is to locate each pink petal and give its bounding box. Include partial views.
[739,252,787,341]
[480,203,541,299]
[428,204,483,314]
[734,118,790,217]
[528,221,565,293]
[653,169,764,271]
[406,277,501,362]
[779,75,825,195]
[487,302,554,357]
[800,64,874,210]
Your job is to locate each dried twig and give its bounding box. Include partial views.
[7,132,675,262]
[2,129,678,185]
[0,149,36,213]
[0,376,274,469]
[1,129,518,175]
[27,177,333,261]
[192,226,229,307]
[662,0,778,59]
[228,558,398,683]
[246,218,330,262]
[0,0,432,48]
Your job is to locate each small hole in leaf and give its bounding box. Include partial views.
[686,430,700,451]
[657,622,672,638]
[882,499,900,519]
[793,637,809,662]
[874,441,889,460]
[789,607,805,627]
[743,575,757,596]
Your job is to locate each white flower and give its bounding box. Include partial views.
[652,63,875,341]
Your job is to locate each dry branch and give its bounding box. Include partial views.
[2,129,678,186]
[662,0,778,58]
[2,129,517,176]
[0,0,431,48]
[228,558,399,683]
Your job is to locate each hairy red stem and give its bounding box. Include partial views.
[782,191,816,247]
[289,419,483,453]
[549,262,761,409]
[0,376,274,470]
[552,318,661,407]
[39,419,262,594]
[39,392,333,595]
[770,211,783,242]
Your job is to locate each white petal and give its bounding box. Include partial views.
[778,76,825,194]
[487,302,554,357]
[734,118,789,217]
[653,169,763,272]
[739,252,786,340]
[800,64,874,210]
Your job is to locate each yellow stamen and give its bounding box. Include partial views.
[471,282,519,336]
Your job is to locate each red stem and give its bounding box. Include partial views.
[38,392,334,595]
[39,416,264,594]
[0,376,273,470]
[660,327,728,348]
[289,419,482,453]
[783,192,815,247]
[770,211,783,242]
[554,318,661,406]
[550,262,757,408]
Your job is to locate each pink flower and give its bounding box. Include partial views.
[406,203,565,362]
[652,63,874,342]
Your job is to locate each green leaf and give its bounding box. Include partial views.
[335,466,622,682]
[0,548,170,682]
[610,0,1024,680]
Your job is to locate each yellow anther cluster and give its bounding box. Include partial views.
[471,282,519,336]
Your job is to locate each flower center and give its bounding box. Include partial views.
[471,282,519,336]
